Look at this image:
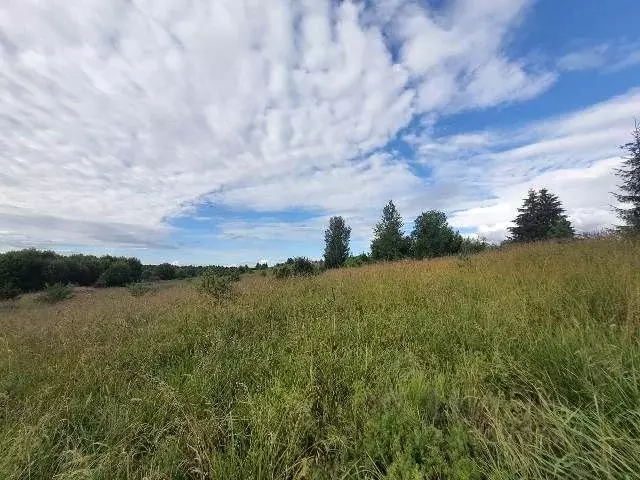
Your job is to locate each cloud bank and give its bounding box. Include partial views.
[0,0,632,255]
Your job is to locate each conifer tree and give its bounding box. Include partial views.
[614,122,640,233]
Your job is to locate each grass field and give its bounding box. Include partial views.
[1,238,640,479]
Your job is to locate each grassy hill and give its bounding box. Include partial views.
[1,237,639,479]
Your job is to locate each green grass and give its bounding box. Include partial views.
[1,237,639,479]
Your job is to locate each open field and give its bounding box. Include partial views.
[1,238,640,479]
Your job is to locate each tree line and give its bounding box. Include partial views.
[0,250,252,300]
[323,123,640,268]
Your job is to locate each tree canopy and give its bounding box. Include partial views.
[509,189,574,242]
[323,216,351,268]
[411,210,462,258]
[370,201,410,260]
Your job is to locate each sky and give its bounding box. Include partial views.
[1,0,639,266]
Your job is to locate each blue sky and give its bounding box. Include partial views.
[1,0,639,265]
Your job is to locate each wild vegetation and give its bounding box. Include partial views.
[0,236,639,479]
[1,123,640,478]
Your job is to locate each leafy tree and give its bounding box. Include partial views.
[371,201,410,260]
[155,263,176,281]
[126,258,143,283]
[323,216,351,268]
[410,210,463,258]
[96,261,132,287]
[614,122,640,233]
[509,189,574,242]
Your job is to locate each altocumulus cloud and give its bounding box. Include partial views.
[0,0,629,253]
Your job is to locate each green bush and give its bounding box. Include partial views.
[345,253,371,268]
[292,257,315,275]
[155,263,176,281]
[273,265,292,279]
[39,283,73,303]
[126,282,156,297]
[197,271,234,299]
[96,261,133,287]
[0,281,21,300]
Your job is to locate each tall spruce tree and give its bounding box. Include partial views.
[323,216,351,268]
[614,122,640,233]
[371,201,409,260]
[509,188,574,242]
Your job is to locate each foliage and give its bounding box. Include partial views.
[614,122,640,233]
[1,238,640,478]
[0,281,21,300]
[197,270,234,299]
[323,216,352,268]
[509,189,574,242]
[344,253,371,268]
[0,249,145,295]
[460,237,489,255]
[126,282,156,297]
[410,210,463,258]
[273,257,318,278]
[548,217,575,239]
[155,263,176,281]
[38,283,73,304]
[96,261,133,288]
[371,200,410,261]
[273,265,292,279]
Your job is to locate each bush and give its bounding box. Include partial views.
[126,282,156,297]
[345,253,371,268]
[0,282,21,300]
[197,271,234,299]
[292,257,315,275]
[39,283,73,303]
[274,265,292,279]
[155,263,176,281]
[97,261,133,287]
[273,257,319,279]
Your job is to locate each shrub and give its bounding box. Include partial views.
[345,253,371,268]
[273,257,319,279]
[39,283,73,303]
[155,263,176,281]
[292,257,315,276]
[126,282,156,297]
[274,265,292,279]
[97,261,133,287]
[0,281,21,300]
[197,271,234,299]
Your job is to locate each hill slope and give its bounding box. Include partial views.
[1,238,639,479]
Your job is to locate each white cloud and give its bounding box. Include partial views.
[0,0,553,250]
[557,42,640,72]
[418,90,640,241]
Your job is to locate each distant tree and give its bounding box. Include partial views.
[126,258,143,283]
[155,263,176,281]
[371,201,410,260]
[509,189,574,242]
[548,217,575,239]
[323,216,351,268]
[410,210,463,258]
[614,122,640,233]
[97,261,132,287]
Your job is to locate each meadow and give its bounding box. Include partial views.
[1,237,639,479]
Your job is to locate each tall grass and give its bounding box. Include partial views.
[0,237,639,479]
